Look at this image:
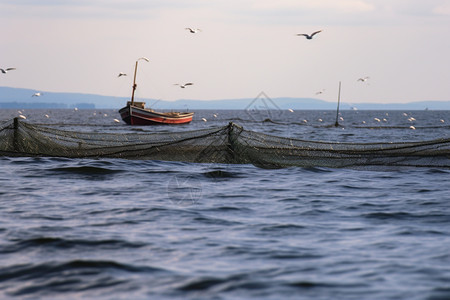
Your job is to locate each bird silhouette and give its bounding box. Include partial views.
[1,67,16,74]
[356,76,370,84]
[296,30,322,39]
[357,76,370,82]
[117,72,127,77]
[174,83,194,88]
[315,89,325,95]
[185,28,201,33]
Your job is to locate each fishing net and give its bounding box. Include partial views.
[1,118,449,168]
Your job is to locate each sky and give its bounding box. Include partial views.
[1,0,450,104]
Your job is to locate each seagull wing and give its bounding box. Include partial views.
[6,68,16,71]
[297,33,313,39]
[184,83,194,86]
[311,30,322,37]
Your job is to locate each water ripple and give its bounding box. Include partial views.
[0,237,146,254]
[0,260,167,297]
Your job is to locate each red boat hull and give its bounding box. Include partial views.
[119,105,194,125]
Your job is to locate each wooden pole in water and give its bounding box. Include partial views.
[335,81,341,127]
[13,117,19,152]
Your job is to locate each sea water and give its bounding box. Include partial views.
[0,108,449,299]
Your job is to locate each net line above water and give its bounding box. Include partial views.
[1,118,449,168]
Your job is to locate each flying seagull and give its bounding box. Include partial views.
[118,72,127,77]
[357,76,370,82]
[296,30,322,39]
[32,92,42,97]
[185,28,201,33]
[1,67,16,74]
[174,83,194,88]
[315,89,325,95]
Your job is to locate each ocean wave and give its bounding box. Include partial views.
[363,212,450,223]
[259,223,306,232]
[0,237,146,254]
[47,166,124,176]
[202,169,242,179]
[0,260,167,297]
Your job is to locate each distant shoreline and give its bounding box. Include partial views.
[1,107,449,112]
[1,86,450,110]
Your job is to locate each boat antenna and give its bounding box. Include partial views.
[130,57,149,105]
[335,81,341,127]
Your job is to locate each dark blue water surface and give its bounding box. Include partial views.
[0,108,449,299]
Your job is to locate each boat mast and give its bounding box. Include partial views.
[130,57,149,106]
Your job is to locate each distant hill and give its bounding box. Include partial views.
[1,86,449,110]
[0,87,122,109]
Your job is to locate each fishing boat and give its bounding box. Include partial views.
[119,102,194,125]
[119,57,194,125]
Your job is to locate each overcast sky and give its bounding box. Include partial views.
[1,0,450,104]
